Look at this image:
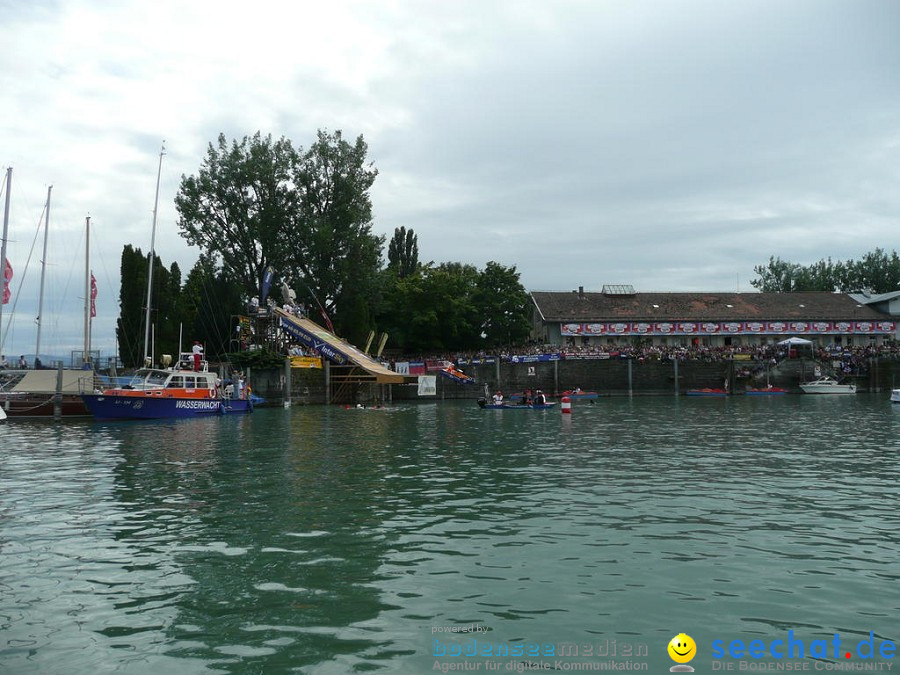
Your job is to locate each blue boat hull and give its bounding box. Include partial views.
[82,394,252,420]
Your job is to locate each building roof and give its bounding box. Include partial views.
[531,291,887,322]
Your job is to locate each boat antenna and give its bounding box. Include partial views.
[143,143,166,364]
[0,167,11,355]
[34,185,51,362]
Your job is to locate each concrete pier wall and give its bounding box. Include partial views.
[252,357,900,405]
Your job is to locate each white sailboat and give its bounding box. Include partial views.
[0,176,96,418]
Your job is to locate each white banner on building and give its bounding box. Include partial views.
[417,376,437,396]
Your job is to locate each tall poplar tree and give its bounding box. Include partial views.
[387,226,419,278]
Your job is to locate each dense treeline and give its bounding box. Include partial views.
[752,249,900,293]
[116,130,531,366]
[116,248,242,366]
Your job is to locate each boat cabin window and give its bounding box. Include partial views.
[182,376,196,388]
[167,376,184,388]
[143,370,169,387]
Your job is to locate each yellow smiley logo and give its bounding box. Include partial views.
[668,633,696,664]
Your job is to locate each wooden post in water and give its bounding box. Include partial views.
[673,358,679,395]
[283,357,292,408]
[627,358,633,396]
[553,359,559,396]
[53,363,63,420]
[324,360,331,404]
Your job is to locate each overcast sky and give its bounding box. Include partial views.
[1,0,898,358]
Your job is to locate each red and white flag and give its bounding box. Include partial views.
[2,257,11,305]
[320,307,334,333]
[90,272,98,317]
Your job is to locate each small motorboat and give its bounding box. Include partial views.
[799,376,856,395]
[477,398,555,410]
[686,388,728,397]
[890,389,900,403]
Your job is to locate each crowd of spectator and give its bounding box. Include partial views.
[391,339,900,377]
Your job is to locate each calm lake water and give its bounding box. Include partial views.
[2,396,899,673]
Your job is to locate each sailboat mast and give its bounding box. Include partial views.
[143,144,165,365]
[83,216,91,367]
[35,185,52,361]
[0,167,11,353]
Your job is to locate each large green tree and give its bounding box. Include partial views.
[176,130,384,343]
[175,132,297,296]
[283,130,383,340]
[473,261,532,347]
[377,261,513,353]
[752,249,900,293]
[838,248,900,293]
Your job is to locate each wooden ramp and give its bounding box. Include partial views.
[274,308,404,384]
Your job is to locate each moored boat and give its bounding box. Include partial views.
[799,376,856,395]
[890,389,900,403]
[0,369,94,418]
[745,386,788,396]
[81,354,252,420]
[686,388,728,397]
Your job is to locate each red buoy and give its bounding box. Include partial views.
[561,396,572,414]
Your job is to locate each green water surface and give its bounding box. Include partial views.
[2,396,899,673]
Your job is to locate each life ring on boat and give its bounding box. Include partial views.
[209,387,217,399]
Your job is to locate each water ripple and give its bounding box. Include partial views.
[2,398,899,672]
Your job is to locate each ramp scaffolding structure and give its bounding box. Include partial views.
[272,308,405,403]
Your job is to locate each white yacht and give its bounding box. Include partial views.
[799,376,856,395]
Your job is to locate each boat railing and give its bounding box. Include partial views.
[176,352,209,372]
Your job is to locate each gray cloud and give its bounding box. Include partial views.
[1,0,898,358]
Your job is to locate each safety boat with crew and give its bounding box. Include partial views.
[477,388,555,409]
[81,352,253,420]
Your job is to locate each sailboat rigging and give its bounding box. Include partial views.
[143,144,165,366]
[0,167,12,352]
[79,144,253,420]
[34,185,51,363]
